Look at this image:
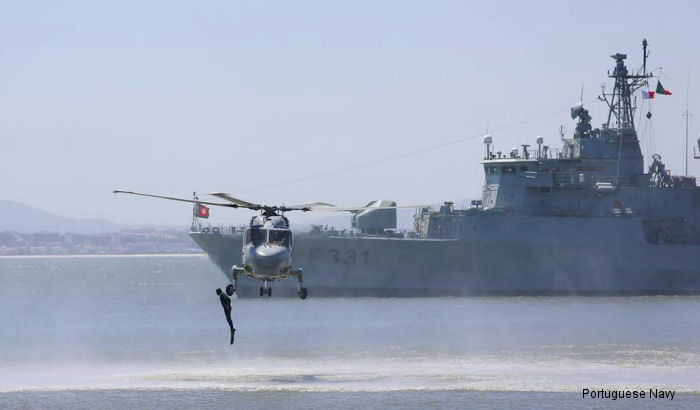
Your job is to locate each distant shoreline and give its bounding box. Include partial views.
[0,253,207,259]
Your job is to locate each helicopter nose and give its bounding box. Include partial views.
[254,246,289,267]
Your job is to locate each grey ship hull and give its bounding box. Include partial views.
[190,214,700,297]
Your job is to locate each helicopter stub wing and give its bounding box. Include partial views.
[113,190,236,207]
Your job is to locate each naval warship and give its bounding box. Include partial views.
[190,41,700,296]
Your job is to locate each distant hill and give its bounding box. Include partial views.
[0,199,139,234]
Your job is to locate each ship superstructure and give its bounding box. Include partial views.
[415,41,699,245]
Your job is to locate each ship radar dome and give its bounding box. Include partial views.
[510,147,519,158]
[571,101,584,119]
[536,136,544,146]
[483,135,494,159]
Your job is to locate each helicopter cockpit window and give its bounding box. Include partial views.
[269,230,290,247]
[246,228,267,245]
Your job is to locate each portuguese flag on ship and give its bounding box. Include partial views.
[196,203,210,218]
[655,80,672,95]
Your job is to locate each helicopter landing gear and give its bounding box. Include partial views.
[260,281,272,297]
[225,270,239,297]
[291,268,308,300]
[230,266,245,297]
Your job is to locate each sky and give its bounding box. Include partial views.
[1,0,699,227]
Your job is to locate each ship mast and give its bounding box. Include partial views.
[191,191,201,232]
[683,60,692,175]
[684,108,691,175]
[601,39,652,131]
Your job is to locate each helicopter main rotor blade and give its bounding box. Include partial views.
[208,192,263,210]
[116,190,432,213]
[284,202,335,209]
[308,204,433,212]
[113,190,236,208]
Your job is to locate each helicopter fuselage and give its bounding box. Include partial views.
[242,228,292,277]
[231,213,307,298]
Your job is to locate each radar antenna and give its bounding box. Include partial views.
[600,39,652,130]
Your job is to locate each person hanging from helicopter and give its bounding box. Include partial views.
[216,287,235,345]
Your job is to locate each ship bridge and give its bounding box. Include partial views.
[480,125,647,214]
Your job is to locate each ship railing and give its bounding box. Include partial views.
[591,175,636,186]
[552,173,636,187]
[525,147,562,160]
[191,223,240,235]
[485,147,562,161]
[489,205,625,217]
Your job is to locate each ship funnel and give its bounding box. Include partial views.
[483,135,493,159]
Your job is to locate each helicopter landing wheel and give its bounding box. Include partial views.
[259,286,264,297]
[298,287,308,300]
[267,287,272,297]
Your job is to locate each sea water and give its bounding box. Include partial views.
[1,255,699,409]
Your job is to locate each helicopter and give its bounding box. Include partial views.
[113,190,426,299]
